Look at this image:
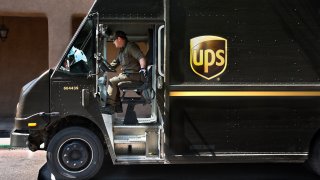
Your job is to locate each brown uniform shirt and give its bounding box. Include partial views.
[110,41,145,73]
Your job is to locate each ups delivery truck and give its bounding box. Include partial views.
[10,0,320,179]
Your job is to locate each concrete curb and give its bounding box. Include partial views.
[0,117,13,149]
[0,138,10,149]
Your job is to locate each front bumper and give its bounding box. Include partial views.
[10,130,29,147]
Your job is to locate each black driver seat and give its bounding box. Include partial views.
[118,65,153,124]
[118,81,144,91]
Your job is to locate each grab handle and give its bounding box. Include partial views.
[157,25,165,77]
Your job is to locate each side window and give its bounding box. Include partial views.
[59,19,95,74]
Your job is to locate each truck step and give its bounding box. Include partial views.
[114,135,146,155]
[137,117,157,124]
[115,155,164,164]
[114,135,146,144]
[113,125,159,136]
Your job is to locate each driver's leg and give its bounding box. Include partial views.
[104,73,130,114]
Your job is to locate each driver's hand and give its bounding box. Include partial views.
[139,68,147,77]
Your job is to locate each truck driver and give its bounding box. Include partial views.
[102,30,147,114]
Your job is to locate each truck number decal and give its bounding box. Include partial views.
[63,86,79,91]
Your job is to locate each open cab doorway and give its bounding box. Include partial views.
[96,22,165,163]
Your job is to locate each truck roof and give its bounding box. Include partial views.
[92,0,164,23]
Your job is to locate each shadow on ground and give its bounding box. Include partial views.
[38,158,319,180]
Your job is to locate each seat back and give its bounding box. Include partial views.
[139,65,154,104]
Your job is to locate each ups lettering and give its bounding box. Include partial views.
[192,49,225,73]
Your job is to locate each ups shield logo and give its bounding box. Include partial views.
[190,36,227,80]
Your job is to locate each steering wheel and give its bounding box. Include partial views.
[99,61,116,72]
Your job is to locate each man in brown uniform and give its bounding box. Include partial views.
[103,31,147,114]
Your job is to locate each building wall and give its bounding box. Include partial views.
[0,16,48,116]
[0,0,94,67]
[0,0,94,117]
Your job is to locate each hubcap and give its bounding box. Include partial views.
[59,140,92,171]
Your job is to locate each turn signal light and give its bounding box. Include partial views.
[28,123,37,127]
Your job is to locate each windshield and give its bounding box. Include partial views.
[58,18,95,74]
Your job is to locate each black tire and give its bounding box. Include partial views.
[47,127,104,179]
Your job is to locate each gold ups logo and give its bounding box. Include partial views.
[190,36,227,80]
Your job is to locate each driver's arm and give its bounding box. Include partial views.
[139,57,147,69]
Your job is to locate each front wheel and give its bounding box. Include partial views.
[47,127,104,179]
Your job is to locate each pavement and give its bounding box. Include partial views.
[0,149,47,180]
[0,117,14,148]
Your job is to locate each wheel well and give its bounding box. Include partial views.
[45,116,106,151]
